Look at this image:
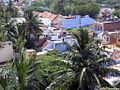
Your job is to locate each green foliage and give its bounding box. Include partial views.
[47,30,120,90]
[12,48,41,90]
[26,1,48,12]
[0,1,18,42]
[42,0,100,18]
[0,54,70,90]
[0,63,17,90]
[6,0,18,17]
[31,1,44,7]
[23,10,43,35]
[0,1,120,90]
[74,2,100,18]
[29,0,100,18]
[32,55,71,90]
[46,49,60,56]
[113,9,120,18]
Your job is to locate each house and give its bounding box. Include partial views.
[110,50,120,68]
[99,8,115,21]
[111,50,120,61]
[61,15,95,29]
[33,11,62,29]
[102,31,120,46]
[35,34,68,52]
[92,21,120,32]
[35,33,77,52]
[33,11,95,29]
[0,41,13,63]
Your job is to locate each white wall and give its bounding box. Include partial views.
[41,18,52,27]
[42,41,67,52]
[0,41,13,63]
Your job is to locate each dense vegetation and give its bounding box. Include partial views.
[28,0,100,18]
[0,1,120,90]
[28,0,120,18]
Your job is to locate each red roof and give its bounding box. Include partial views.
[32,11,63,29]
[49,14,57,21]
[41,11,52,18]
[111,51,120,60]
[35,38,47,47]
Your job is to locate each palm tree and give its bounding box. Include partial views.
[46,29,120,90]
[13,48,41,90]
[21,10,43,49]
[0,48,41,90]
[23,10,43,36]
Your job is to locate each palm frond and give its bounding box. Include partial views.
[79,67,86,88]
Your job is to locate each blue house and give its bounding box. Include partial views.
[61,15,95,29]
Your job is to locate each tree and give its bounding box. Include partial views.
[46,30,120,90]
[0,48,41,90]
[55,0,65,14]
[6,0,18,17]
[43,0,100,17]
[32,55,71,90]
[0,1,18,42]
[19,10,43,49]
[22,10,43,36]
[74,2,100,18]
[12,48,41,90]
[113,9,120,18]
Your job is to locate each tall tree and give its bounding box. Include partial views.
[21,10,43,49]
[23,10,43,36]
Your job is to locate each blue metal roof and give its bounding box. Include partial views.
[81,16,96,26]
[61,15,80,29]
[61,15,95,29]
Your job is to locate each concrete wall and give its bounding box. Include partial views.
[0,41,13,63]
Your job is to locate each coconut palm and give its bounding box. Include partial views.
[46,29,120,90]
[21,10,43,49]
[22,10,43,36]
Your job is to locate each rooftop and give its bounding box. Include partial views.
[111,50,120,60]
